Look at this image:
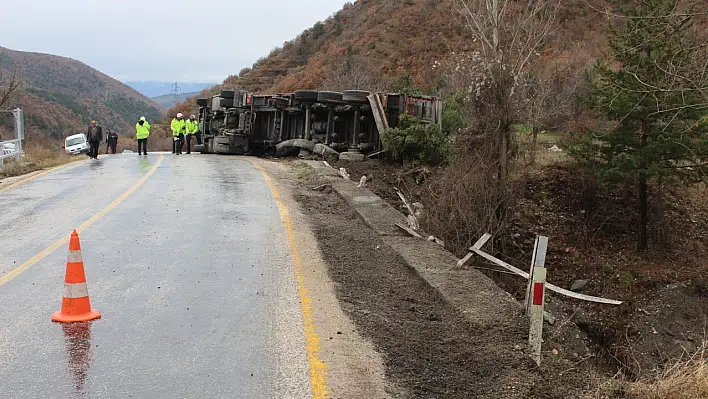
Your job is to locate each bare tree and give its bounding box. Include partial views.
[321,56,385,92]
[524,43,593,162]
[451,0,561,180]
[0,70,22,110]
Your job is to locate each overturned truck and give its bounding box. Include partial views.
[194,89,442,157]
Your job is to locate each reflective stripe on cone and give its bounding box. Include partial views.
[63,282,89,299]
[67,250,83,263]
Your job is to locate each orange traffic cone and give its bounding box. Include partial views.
[51,230,101,323]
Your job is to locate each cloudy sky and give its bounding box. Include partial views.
[0,0,348,84]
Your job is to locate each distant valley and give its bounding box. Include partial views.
[125,81,215,98]
[150,91,201,109]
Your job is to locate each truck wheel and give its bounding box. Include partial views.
[220,90,235,99]
[317,91,343,103]
[294,90,320,101]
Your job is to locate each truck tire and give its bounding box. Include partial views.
[317,91,343,103]
[220,90,235,99]
[220,98,234,108]
[275,139,316,157]
[294,90,319,101]
[196,98,209,107]
[343,90,370,103]
[203,139,214,154]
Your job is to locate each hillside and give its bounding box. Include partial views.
[0,47,162,143]
[174,0,611,110]
[151,91,201,109]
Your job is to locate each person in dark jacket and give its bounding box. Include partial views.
[87,121,103,159]
[105,130,118,154]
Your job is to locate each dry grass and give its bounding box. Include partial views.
[515,130,568,168]
[0,143,75,178]
[598,345,708,399]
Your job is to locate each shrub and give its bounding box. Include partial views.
[312,22,326,40]
[441,92,466,136]
[383,115,449,165]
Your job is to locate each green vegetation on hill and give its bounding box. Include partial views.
[24,87,91,122]
[0,46,164,143]
[105,94,161,124]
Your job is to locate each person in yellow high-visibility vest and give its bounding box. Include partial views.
[171,113,186,155]
[135,117,151,155]
[185,115,199,154]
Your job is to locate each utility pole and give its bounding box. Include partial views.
[171,81,181,103]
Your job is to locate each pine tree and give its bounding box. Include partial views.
[572,0,708,251]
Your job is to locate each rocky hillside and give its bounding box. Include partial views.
[174,0,612,111]
[0,47,162,143]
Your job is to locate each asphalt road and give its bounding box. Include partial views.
[0,153,312,398]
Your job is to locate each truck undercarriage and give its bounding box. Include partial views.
[195,89,442,157]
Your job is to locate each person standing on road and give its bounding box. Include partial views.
[185,115,198,154]
[136,117,151,155]
[171,113,186,155]
[105,129,118,154]
[87,121,103,159]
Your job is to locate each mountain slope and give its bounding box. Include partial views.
[0,47,162,142]
[179,0,611,105]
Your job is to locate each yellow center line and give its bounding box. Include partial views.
[248,160,330,399]
[0,160,82,194]
[0,155,164,287]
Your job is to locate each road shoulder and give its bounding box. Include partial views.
[247,157,391,399]
[277,158,596,398]
[0,158,84,192]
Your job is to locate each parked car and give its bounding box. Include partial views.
[64,134,89,155]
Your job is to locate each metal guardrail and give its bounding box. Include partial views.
[0,108,24,166]
[0,138,22,165]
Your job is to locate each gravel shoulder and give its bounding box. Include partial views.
[260,159,598,398]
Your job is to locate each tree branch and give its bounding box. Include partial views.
[0,70,22,109]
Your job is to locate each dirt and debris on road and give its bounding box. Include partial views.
[289,163,596,399]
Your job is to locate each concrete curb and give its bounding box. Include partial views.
[303,160,523,331]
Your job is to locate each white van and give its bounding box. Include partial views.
[65,133,89,155]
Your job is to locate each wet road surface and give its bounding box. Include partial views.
[0,154,310,398]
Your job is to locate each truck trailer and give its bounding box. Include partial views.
[194,89,442,156]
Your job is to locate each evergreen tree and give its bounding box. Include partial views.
[572,0,708,251]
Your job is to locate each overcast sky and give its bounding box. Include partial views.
[0,0,348,84]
